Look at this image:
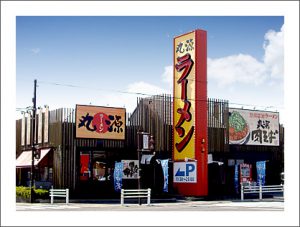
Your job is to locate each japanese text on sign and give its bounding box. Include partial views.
[175,53,194,152]
[174,32,196,160]
[229,108,279,146]
[76,105,125,140]
[173,162,197,183]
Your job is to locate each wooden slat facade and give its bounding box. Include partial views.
[128,95,173,158]
[129,96,230,156]
[16,95,284,191]
[16,97,230,190]
[207,98,229,153]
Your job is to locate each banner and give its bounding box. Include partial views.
[44,106,49,143]
[160,159,169,192]
[21,113,25,146]
[240,163,252,183]
[234,164,239,193]
[122,160,139,179]
[80,153,90,181]
[114,162,123,192]
[256,161,266,186]
[76,105,126,140]
[229,108,279,146]
[38,108,43,144]
[26,113,31,145]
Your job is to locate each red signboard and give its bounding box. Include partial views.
[80,153,90,181]
[173,29,208,196]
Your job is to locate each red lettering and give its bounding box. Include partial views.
[175,101,192,137]
[175,53,194,153]
[175,126,194,152]
[176,54,194,83]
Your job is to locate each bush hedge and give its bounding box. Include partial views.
[16,186,49,200]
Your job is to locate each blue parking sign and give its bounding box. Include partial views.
[173,162,197,183]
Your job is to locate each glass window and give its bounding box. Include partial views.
[92,151,106,181]
[93,161,106,181]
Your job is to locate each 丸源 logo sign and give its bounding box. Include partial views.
[76,105,125,140]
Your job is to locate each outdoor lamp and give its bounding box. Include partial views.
[149,135,155,151]
[33,145,41,160]
[184,157,196,162]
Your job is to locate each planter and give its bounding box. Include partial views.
[16,197,31,203]
[16,186,49,203]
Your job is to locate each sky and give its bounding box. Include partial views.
[2,1,299,226]
[16,16,285,122]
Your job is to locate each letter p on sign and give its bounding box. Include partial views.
[186,163,195,176]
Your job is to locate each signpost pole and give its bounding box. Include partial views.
[30,79,37,203]
[137,131,141,205]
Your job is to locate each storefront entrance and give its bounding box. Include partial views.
[77,150,116,198]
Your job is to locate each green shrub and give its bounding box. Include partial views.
[34,188,49,199]
[16,186,31,199]
[16,186,49,200]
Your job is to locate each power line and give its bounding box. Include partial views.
[37,80,220,103]
[33,80,283,111]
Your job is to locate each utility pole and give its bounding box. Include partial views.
[30,79,37,203]
[137,131,142,205]
[137,131,154,205]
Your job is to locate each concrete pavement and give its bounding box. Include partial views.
[16,198,284,211]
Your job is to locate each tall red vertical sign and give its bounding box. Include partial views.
[173,30,208,196]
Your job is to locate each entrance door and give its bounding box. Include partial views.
[78,150,115,198]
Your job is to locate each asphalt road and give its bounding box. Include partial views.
[16,198,284,211]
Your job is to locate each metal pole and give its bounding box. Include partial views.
[30,79,37,203]
[259,184,262,200]
[137,132,141,205]
[50,189,53,204]
[153,161,155,194]
[66,189,69,204]
[241,184,244,201]
[50,186,53,204]
[147,188,151,206]
[121,189,124,206]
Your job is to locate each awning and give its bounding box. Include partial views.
[16,148,51,168]
[141,154,154,165]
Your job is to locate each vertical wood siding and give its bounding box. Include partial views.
[16,98,284,191]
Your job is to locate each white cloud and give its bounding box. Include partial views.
[208,54,267,87]
[263,24,284,79]
[208,24,284,88]
[161,65,173,91]
[30,48,40,54]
